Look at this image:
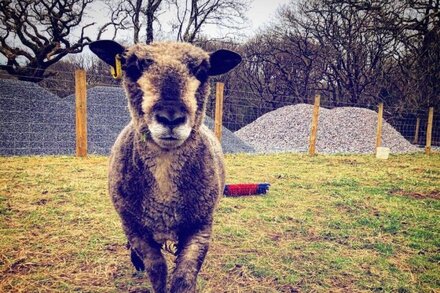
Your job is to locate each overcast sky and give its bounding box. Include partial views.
[246,0,290,33]
[86,0,291,43]
[202,0,292,40]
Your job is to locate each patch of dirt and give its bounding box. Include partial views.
[329,274,356,292]
[276,284,300,293]
[1,258,52,276]
[105,243,126,253]
[337,158,364,166]
[33,198,50,205]
[268,233,282,242]
[389,189,440,200]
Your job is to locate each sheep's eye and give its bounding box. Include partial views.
[190,60,209,82]
[138,58,154,71]
[123,55,154,81]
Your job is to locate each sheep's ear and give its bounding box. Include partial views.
[208,49,242,76]
[89,40,125,68]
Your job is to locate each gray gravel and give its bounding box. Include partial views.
[80,86,131,155]
[235,103,420,154]
[0,79,75,155]
[0,81,251,156]
[203,116,254,153]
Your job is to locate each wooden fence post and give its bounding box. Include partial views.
[425,107,434,155]
[375,103,384,151]
[413,117,420,144]
[75,69,87,157]
[309,93,320,156]
[214,82,224,141]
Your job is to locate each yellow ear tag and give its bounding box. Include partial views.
[110,54,122,79]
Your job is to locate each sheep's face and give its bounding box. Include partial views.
[125,43,207,149]
[89,41,241,149]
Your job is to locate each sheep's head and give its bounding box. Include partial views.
[89,40,241,149]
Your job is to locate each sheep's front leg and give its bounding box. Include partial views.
[129,235,168,293]
[170,226,212,293]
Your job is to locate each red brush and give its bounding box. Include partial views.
[224,183,270,197]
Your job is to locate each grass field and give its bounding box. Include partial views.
[0,152,439,292]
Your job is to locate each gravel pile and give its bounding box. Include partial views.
[0,79,75,155]
[80,86,131,154]
[203,116,254,153]
[235,103,420,154]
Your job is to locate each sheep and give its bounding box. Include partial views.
[89,40,241,293]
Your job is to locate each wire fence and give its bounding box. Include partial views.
[206,91,438,154]
[0,68,438,156]
[0,78,76,156]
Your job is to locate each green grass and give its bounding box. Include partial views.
[0,152,439,292]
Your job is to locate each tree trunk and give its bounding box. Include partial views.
[133,0,142,43]
[145,0,162,44]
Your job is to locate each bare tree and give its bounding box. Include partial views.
[104,0,164,44]
[171,0,249,43]
[236,24,324,105]
[384,0,440,110]
[0,0,99,82]
[286,0,400,105]
[145,0,163,43]
[286,0,440,111]
[97,1,132,41]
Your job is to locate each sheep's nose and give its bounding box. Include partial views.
[156,113,186,129]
